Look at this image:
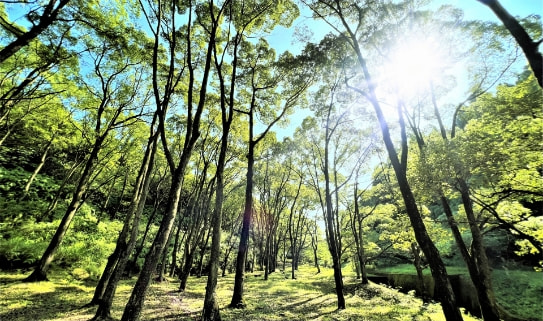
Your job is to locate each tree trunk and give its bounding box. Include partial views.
[353,185,368,285]
[157,225,175,282]
[323,107,345,309]
[130,197,160,273]
[91,123,159,320]
[25,137,102,282]
[344,33,462,318]
[311,222,321,274]
[121,170,185,321]
[89,248,120,306]
[197,229,211,278]
[411,242,425,297]
[358,233,368,285]
[202,156,227,320]
[478,0,543,87]
[39,158,81,222]
[230,141,255,308]
[179,246,195,292]
[170,217,183,277]
[264,235,270,280]
[23,132,55,196]
[0,0,71,63]
[220,231,235,277]
[110,169,129,221]
[457,179,500,321]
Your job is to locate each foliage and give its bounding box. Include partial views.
[455,73,543,260]
[0,199,123,278]
[0,167,60,203]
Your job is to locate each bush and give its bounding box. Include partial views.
[0,166,60,202]
[0,201,123,279]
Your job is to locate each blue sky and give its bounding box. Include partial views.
[268,0,542,55]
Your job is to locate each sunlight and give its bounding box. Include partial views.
[384,37,444,96]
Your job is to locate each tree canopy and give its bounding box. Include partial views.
[0,1,541,321]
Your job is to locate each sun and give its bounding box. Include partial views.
[382,37,444,96]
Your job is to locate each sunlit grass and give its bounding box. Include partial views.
[0,265,485,321]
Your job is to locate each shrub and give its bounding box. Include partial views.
[0,201,123,279]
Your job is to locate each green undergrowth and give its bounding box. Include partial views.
[373,264,543,320]
[0,266,482,321]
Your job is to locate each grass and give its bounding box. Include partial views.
[0,266,484,321]
[372,264,543,321]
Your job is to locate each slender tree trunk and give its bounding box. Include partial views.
[91,124,159,320]
[39,159,81,222]
[89,248,120,306]
[197,229,211,277]
[96,174,117,224]
[352,185,368,284]
[282,236,286,273]
[311,222,321,274]
[121,170,185,321]
[323,107,345,309]
[344,32,462,318]
[457,179,500,321]
[25,138,103,282]
[221,231,235,277]
[157,225,175,282]
[264,235,270,280]
[23,132,55,195]
[130,198,160,271]
[358,224,368,285]
[291,242,296,280]
[411,242,426,297]
[202,167,226,320]
[110,169,129,221]
[179,246,195,291]
[230,142,255,308]
[0,126,12,147]
[249,251,254,273]
[170,217,182,277]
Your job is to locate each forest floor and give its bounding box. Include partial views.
[0,265,484,321]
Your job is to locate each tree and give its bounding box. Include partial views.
[0,0,71,63]
[90,114,159,320]
[230,37,311,308]
[302,1,463,319]
[379,8,509,319]
[476,0,542,87]
[25,34,147,282]
[349,179,375,284]
[255,151,291,280]
[456,73,543,261]
[178,141,215,291]
[0,27,77,148]
[120,1,226,320]
[295,45,369,307]
[286,168,310,279]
